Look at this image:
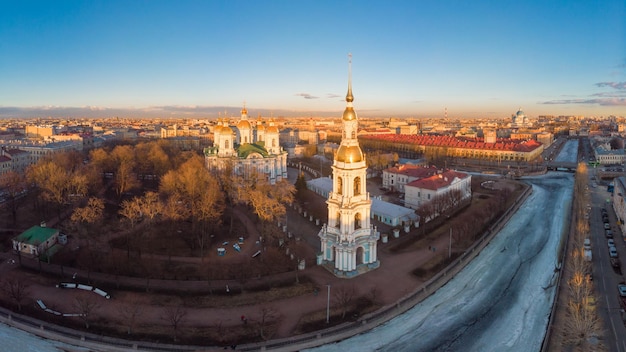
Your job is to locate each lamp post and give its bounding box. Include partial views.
[449,227,452,259]
[326,284,331,323]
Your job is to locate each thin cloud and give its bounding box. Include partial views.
[595,82,626,90]
[294,93,319,100]
[541,98,626,106]
[326,93,342,99]
[590,92,626,98]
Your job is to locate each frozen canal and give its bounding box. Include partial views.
[555,139,579,163]
[1,174,573,352]
[307,173,573,352]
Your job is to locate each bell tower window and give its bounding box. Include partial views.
[354,176,361,196]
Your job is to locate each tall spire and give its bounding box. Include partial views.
[346,53,353,103]
[342,53,357,121]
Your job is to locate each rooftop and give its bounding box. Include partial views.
[14,226,59,245]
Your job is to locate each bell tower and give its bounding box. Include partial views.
[318,55,380,277]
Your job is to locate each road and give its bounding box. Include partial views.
[588,167,626,352]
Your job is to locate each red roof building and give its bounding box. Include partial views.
[404,170,472,214]
[361,134,544,162]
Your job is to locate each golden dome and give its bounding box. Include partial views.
[266,125,279,133]
[237,119,251,129]
[256,124,265,131]
[336,145,363,163]
[342,106,356,121]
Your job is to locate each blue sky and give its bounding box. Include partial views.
[1,0,625,119]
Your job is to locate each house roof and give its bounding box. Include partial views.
[14,226,58,245]
[384,165,438,178]
[406,170,470,191]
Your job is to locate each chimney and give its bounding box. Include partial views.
[40,221,46,228]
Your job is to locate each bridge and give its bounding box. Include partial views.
[545,161,578,172]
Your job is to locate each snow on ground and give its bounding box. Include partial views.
[306,173,574,352]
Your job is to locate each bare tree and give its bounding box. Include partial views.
[1,276,31,311]
[111,145,139,197]
[0,171,27,225]
[333,284,356,319]
[256,304,279,340]
[118,298,144,334]
[119,197,143,258]
[161,304,187,342]
[74,294,100,329]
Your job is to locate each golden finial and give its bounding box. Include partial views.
[346,53,353,103]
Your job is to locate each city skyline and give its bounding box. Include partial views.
[1,0,625,119]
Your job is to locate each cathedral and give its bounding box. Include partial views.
[317,59,380,277]
[204,106,288,184]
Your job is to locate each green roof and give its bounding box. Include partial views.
[15,226,58,245]
[237,143,269,158]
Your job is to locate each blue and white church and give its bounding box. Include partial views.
[318,58,380,277]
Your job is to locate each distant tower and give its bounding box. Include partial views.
[484,129,497,144]
[318,55,380,277]
[444,107,448,120]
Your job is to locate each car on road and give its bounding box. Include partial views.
[610,247,619,258]
[606,229,613,238]
[584,238,591,250]
[608,239,615,247]
[604,223,611,230]
[619,283,626,297]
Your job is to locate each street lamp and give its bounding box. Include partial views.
[326,284,331,323]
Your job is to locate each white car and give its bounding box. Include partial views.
[608,239,615,247]
[610,247,619,258]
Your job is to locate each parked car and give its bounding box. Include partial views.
[584,238,591,250]
[610,247,619,258]
[608,239,615,247]
[606,230,613,238]
[605,223,611,230]
[612,258,622,274]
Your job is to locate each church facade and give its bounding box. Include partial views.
[204,107,288,184]
[318,60,380,277]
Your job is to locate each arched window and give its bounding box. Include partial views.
[355,213,362,229]
[272,138,276,147]
[225,140,229,149]
[337,177,343,195]
[336,212,341,228]
[353,176,361,196]
[351,131,356,139]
